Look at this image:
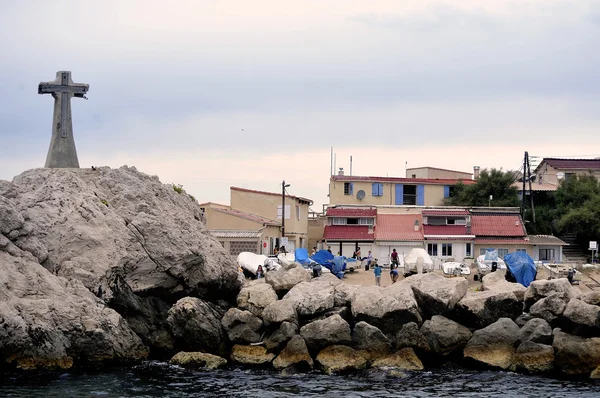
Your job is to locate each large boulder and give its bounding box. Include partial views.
[351,321,393,360]
[283,277,341,318]
[299,314,351,352]
[0,250,148,370]
[463,318,520,371]
[265,265,311,295]
[169,351,227,370]
[553,329,600,376]
[221,308,263,344]
[334,283,360,307]
[581,291,600,306]
[454,290,523,328]
[529,293,568,325]
[371,348,424,371]
[401,273,468,317]
[230,345,275,366]
[264,322,298,352]
[524,278,580,311]
[482,271,526,300]
[272,335,313,370]
[420,315,472,357]
[315,345,368,375]
[395,322,431,353]
[559,298,600,337]
[518,318,553,345]
[351,284,422,337]
[166,297,227,356]
[236,281,278,318]
[514,342,554,374]
[262,300,297,326]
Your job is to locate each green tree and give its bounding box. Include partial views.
[444,168,520,207]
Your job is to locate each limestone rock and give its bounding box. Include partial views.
[264,321,298,352]
[518,318,553,345]
[529,293,568,325]
[352,321,393,360]
[169,351,227,369]
[334,283,360,307]
[262,300,297,326]
[0,251,148,370]
[482,271,526,300]
[237,282,278,318]
[401,273,468,317]
[581,291,600,306]
[514,342,554,374]
[299,314,351,352]
[591,366,600,379]
[463,318,520,371]
[553,329,600,376]
[454,290,523,329]
[230,345,275,366]
[421,315,472,356]
[167,297,227,356]
[560,298,600,337]
[265,266,311,294]
[315,345,368,375]
[221,308,263,344]
[371,348,424,371]
[351,284,422,337]
[395,322,431,353]
[524,278,580,311]
[283,277,341,317]
[272,335,313,370]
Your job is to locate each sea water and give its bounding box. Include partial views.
[1,361,599,398]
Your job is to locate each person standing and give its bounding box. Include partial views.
[373,260,382,286]
[311,247,317,256]
[365,250,373,271]
[391,249,399,269]
[327,246,332,254]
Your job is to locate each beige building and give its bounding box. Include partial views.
[532,158,600,190]
[406,166,473,180]
[329,174,475,207]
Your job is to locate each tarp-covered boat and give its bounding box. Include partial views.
[403,248,434,275]
[503,251,537,287]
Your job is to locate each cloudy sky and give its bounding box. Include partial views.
[2,0,600,209]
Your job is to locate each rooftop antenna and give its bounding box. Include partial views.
[330,146,333,176]
[350,155,353,176]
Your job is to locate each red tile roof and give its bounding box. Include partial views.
[324,225,374,241]
[422,209,470,216]
[213,207,280,226]
[542,158,600,170]
[423,225,473,236]
[471,215,526,237]
[375,214,423,241]
[230,186,312,204]
[331,175,476,185]
[326,208,377,217]
[475,238,529,245]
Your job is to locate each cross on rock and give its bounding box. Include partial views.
[38,71,89,168]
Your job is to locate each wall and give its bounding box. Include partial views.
[330,179,448,206]
[203,207,263,230]
[308,216,327,252]
[474,244,532,258]
[407,167,472,180]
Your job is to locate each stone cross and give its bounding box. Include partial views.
[38,71,89,168]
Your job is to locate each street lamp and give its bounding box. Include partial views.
[489,195,493,207]
[281,180,291,242]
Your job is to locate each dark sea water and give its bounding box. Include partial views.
[1,361,600,398]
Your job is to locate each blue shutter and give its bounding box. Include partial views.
[444,185,450,198]
[417,185,425,206]
[395,184,404,205]
[349,182,353,195]
[378,183,383,196]
[372,183,378,196]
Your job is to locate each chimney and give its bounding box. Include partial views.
[338,167,344,176]
[413,219,420,232]
[473,166,480,180]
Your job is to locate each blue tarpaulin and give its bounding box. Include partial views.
[503,251,537,287]
[331,256,346,279]
[311,250,334,267]
[294,248,310,265]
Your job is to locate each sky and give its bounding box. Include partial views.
[1,0,600,210]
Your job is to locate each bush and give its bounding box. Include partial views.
[172,184,184,194]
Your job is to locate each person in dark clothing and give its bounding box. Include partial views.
[312,263,322,278]
[567,269,575,284]
[491,262,498,272]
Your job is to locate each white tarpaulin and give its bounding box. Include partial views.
[403,248,434,273]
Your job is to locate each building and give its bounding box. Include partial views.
[406,166,473,180]
[329,173,476,207]
[529,158,600,191]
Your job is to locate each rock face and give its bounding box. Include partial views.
[529,293,568,325]
[395,322,431,353]
[482,271,526,300]
[514,342,554,374]
[463,318,520,370]
[264,322,298,352]
[0,250,148,370]
[553,329,600,376]
[402,273,468,317]
[421,316,472,356]
[351,284,422,337]
[315,345,368,375]
[371,348,424,371]
[169,351,227,370]
[265,265,311,294]
[455,290,523,328]
[524,279,580,311]
[560,298,600,337]
[262,300,298,326]
[230,345,275,365]
[352,321,393,360]
[300,314,352,352]
[167,297,227,356]
[236,281,278,318]
[518,318,552,345]
[221,308,263,344]
[272,335,313,370]
[283,277,341,317]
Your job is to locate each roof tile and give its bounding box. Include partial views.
[213,207,280,226]
[375,214,423,241]
[326,208,377,217]
[471,214,526,237]
[542,158,600,170]
[423,225,472,236]
[324,225,374,241]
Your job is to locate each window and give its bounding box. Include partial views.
[359,218,374,225]
[498,249,509,258]
[344,182,353,195]
[480,248,487,255]
[296,205,300,221]
[442,243,453,256]
[465,243,472,257]
[403,185,417,205]
[539,249,555,261]
[346,218,359,225]
[427,243,438,256]
[332,217,345,225]
[372,183,383,196]
[517,248,527,253]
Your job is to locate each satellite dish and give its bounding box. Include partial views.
[356,190,366,201]
[556,172,565,180]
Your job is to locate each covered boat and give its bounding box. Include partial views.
[503,251,537,287]
[475,248,506,281]
[442,261,471,277]
[403,248,434,275]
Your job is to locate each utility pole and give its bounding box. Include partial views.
[281,180,290,240]
[526,152,536,223]
[521,151,527,217]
